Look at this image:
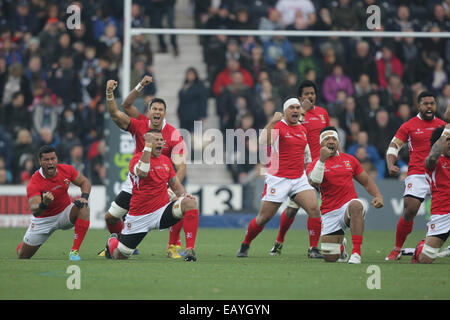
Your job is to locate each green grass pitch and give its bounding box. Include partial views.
[0,227,448,300]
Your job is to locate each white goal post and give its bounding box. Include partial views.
[122,0,450,99]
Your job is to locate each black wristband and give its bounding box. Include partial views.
[81,193,89,200]
[39,202,48,210]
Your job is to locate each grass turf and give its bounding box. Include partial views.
[0,227,448,300]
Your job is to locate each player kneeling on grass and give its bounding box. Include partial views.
[306,127,384,264]
[412,124,450,264]
[105,129,199,261]
[17,145,91,261]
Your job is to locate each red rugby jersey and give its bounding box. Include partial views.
[394,114,446,176]
[306,152,363,215]
[128,152,176,215]
[302,106,330,159]
[268,119,308,179]
[26,164,79,218]
[425,155,450,215]
[127,116,185,158]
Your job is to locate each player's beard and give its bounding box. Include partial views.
[420,109,435,121]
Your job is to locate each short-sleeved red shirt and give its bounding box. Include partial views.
[128,152,176,215]
[26,164,79,218]
[425,155,450,216]
[394,114,446,176]
[307,153,363,215]
[302,106,330,159]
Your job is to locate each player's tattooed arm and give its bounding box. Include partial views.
[168,176,186,197]
[29,193,54,217]
[425,136,445,170]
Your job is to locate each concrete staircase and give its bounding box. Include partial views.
[148,1,233,184]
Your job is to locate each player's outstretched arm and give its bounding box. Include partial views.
[425,124,450,170]
[172,153,187,182]
[122,75,153,119]
[354,171,384,208]
[106,80,131,130]
[385,137,404,176]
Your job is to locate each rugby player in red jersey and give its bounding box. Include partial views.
[385,91,446,261]
[104,130,199,261]
[236,97,321,257]
[306,127,384,264]
[103,78,187,259]
[411,124,450,264]
[17,145,91,260]
[270,80,330,258]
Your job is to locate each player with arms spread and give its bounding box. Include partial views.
[411,124,450,263]
[307,127,384,264]
[385,91,446,261]
[236,97,321,258]
[104,130,199,261]
[270,80,329,258]
[103,78,187,259]
[17,145,91,261]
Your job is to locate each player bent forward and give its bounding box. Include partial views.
[18,145,91,261]
[307,127,384,264]
[412,124,450,264]
[104,130,199,261]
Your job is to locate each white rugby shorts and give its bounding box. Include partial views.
[23,203,75,246]
[261,172,314,203]
[426,214,450,238]
[321,199,367,236]
[403,174,430,199]
[121,202,171,235]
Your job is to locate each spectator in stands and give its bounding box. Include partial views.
[347,130,385,178]
[213,58,254,97]
[3,92,32,137]
[437,83,450,118]
[38,18,65,66]
[99,22,120,50]
[92,7,120,41]
[376,43,403,89]
[286,10,317,52]
[242,45,268,83]
[205,34,228,89]
[177,67,208,133]
[32,90,58,135]
[339,96,364,135]
[393,103,412,128]
[369,109,398,157]
[258,8,284,43]
[89,139,106,185]
[331,0,360,30]
[205,3,235,30]
[217,70,255,132]
[296,40,321,82]
[349,40,378,84]
[0,155,12,183]
[386,5,418,32]
[355,146,378,180]
[262,35,296,69]
[429,57,448,94]
[48,54,82,106]
[354,73,373,110]
[69,143,87,176]
[11,1,39,35]
[0,168,8,185]
[12,128,35,181]
[430,3,450,31]
[278,71,299,102]
[313,6,333,31]
[380,73,413,114]
[0,63,33,108]
[0,126,13,171]
[322,64,354,105]
[254,79,282,113]
[276,0,316,27]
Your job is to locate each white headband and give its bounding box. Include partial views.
[283,98,301,111]
[320,130,339,144]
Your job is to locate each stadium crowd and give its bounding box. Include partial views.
[0,0,449,187]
